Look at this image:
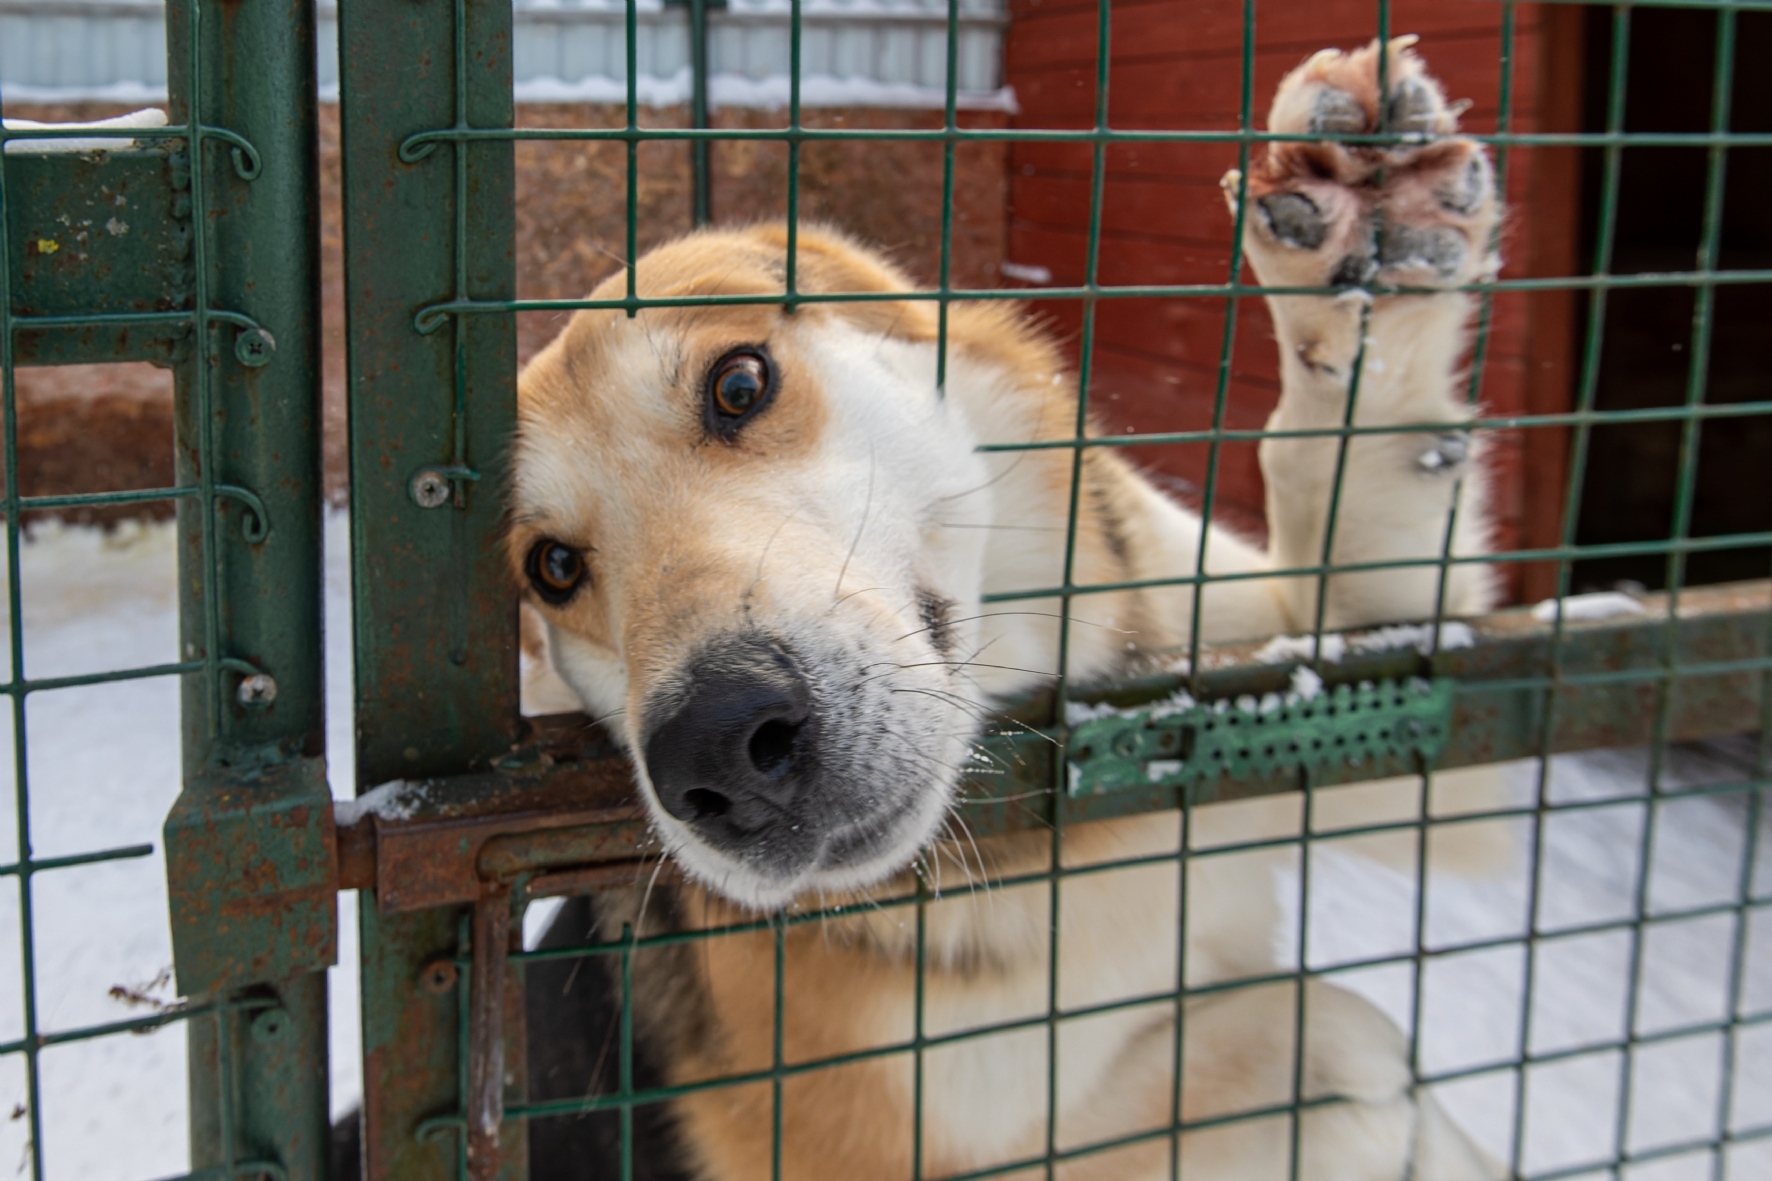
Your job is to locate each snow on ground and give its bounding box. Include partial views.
[0,516,1763,1178]
[0,514,361,1180]
[1293,740,1772,1179]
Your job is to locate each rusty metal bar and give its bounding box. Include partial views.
[467,885,512,1180]
[336,580,1771,909]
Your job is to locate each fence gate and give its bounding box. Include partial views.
[3,0,330,1177]
[5,0,1768,1178]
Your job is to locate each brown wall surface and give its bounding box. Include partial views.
[1002,0,1583,597]
[9,102,1007,517]
[12,31,1583,598]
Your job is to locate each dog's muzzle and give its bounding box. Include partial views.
[642,636,825,863]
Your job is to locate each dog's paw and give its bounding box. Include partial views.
[1224,37,1498,291]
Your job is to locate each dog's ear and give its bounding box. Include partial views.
[756,226,1072,395]
[744,224,944,344]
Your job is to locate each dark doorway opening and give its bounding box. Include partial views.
[1570,6,1772,593]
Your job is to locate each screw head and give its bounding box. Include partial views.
[419,960,459,994]
[238,673,278,706]
[234,327,276,368]
[410,468,452,509]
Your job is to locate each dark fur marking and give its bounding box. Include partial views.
[916,586,959,656]
[1087,467,1133,574]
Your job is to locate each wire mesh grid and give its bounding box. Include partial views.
[1,0,324,1175]
[365,0,1772,1177]
[4,0,1768,1177]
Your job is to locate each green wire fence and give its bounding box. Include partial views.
[3,0,1770,1177]
[3,0,331,1174]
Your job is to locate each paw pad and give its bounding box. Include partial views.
[1385,76,1442,136]
[1436,154,1493,216]
[1308,87,1368,136]
[1258,193,1328,251]
[1377,224,1466,279]
[1230,38,1499,290]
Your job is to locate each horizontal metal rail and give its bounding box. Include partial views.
[405,267,1772,333]
[337,579,1771,912]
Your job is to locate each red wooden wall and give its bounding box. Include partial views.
[1001,0,1584,600]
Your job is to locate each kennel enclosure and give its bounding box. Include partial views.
[1,0,1770,1178]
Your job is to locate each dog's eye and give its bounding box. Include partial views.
[706,348,775,435]
[526,539,587,604]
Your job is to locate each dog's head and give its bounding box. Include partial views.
[509,226,1066,910]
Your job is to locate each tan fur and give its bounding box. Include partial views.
[511,41,1508,1181]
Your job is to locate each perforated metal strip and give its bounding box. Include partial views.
[1066,676,1455,797]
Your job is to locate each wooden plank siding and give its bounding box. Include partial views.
[1002,0,1583,595]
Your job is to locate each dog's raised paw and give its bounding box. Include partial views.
[1225,36,1498,291]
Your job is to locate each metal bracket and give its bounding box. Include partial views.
[164,756,337,995]
[1067,676,1456,797]
[5,147,195,366]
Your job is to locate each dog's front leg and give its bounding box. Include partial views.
[1230,39,1501,633]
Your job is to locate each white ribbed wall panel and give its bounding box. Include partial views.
[0,3,167,101]
[0,0,1010,108]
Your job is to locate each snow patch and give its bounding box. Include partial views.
[333,779,427,827]
[3,108,168,155]
[1000,260,1052,285]
[1252,622,1472,666]
[1065,685,1198,730]
[1253,633,1348,664]
[1531,592,1646,625]
[1063,699,1121,726]
[1147,688,1199,719]
[1289,665,1324,701]
[523,896,570,950]
[1346,621,1475,656]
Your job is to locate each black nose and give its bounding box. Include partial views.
[643,638,816,836]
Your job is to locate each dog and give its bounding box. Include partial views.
[507,38,1508,1181]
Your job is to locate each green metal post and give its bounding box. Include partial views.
[338,0,520,1172]
[156,0,333,1177]
[341,0,519,790]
